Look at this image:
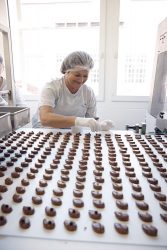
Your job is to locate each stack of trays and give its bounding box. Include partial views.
[0,106,30,137]
[0,112,12,138]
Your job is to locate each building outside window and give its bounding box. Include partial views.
[117,0,167,96]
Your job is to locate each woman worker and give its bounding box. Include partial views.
[33,51,113,132]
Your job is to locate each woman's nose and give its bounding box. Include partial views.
[79,76,84,83]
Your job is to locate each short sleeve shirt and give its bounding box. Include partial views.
[39,77,97,118]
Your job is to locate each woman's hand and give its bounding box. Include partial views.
[98,120,114,130]
[75,117,114,131]
[75,117,100,132]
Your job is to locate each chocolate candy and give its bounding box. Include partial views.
[1,204,13,213]
[135,201,149,211]
[147,178,158,185]
[50,163,58,169]
[149,184,161,192]
[93,182,102,190]
[160,213,167,223]
[45,206,56,217]
[93,199,105,209]
[68,208,80,218]
[0,171,4,177]
[19,216,31,229]
[75,182,84,190]
[51,197,62,206]
[114,211,129,221]
[73,198,84,208]
[30,168,38,173]
[32,196,42,205]
[116,200,128,210]
[36,187,45,195]
[129,177,139,184]
[13,194,22,203]
[92,221,105,234]
[0,215,7,226]
[76,175,86,182]
[43,218,55,230]
[11,172,20,178]
[142,224,158,237]
[132,192,144,201]
[73,189,83,198]
[112,183,122,191]
[64,220,77,231]
[27,173,35,179]
[57,180,66,188]
[132,184,142,192]
[95,176,104,183]
[0,185,8,192]
[53,188,63,196]
[89,210,101,220]
[23,206,35,215]
[61,175,69,182]
[114,223,128,235]
[0,165,7,171]
[111,177,122,183]
[61,169,69,175]
[16,186,26,194]
[91,190,102,199]
[112,191,123,200]
[21,179,29,186]
[138,212,152,222]
[43,174,52,181]
[15,166,23,173]
[39,180,48,187]
[64,164,72,170]
[160,202,167,211]
[154,192,166,201]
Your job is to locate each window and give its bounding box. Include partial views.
[8,0,167,101]
[117,0,167,96]
[8,0,102,99]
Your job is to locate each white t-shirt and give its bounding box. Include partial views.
[32,77,97,127]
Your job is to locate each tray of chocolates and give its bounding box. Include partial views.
[0,129,167,247]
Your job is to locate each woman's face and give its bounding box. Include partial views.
[65,69,89,93]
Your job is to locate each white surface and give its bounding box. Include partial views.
[0,236,166,250]
[0,129,167,250]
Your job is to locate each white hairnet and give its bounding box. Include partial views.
[60,51,94,74]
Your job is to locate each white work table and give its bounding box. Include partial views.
[0,129,166,250]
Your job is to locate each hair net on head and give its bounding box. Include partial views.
[0,54,3,64]
[60,51,94,74]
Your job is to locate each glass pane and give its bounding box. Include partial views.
[9,0,100,96]
[117,0,167,96]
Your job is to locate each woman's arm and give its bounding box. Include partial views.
[39,105,76,128]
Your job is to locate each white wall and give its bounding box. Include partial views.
[0,0,9,52]
[0,0,8,26]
